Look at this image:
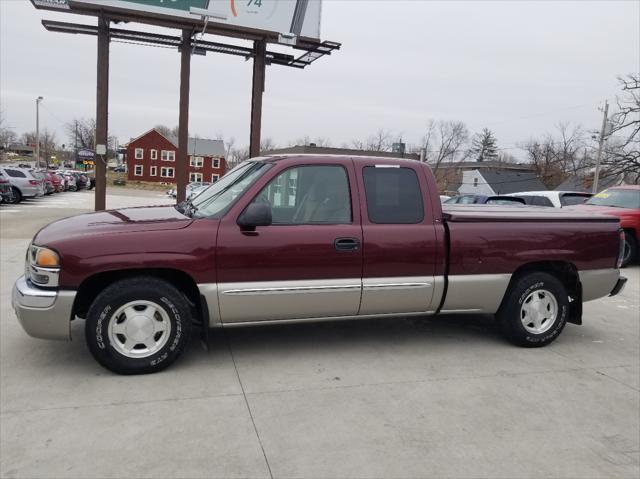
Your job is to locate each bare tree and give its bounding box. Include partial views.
[154,124,180,138]
[422,120,470,171]
[0,111,17,149]
[65,118,97,150]
[603,74,640,183]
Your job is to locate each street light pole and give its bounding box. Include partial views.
[35,96,43,167]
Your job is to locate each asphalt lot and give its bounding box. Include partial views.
[1,189,638,479]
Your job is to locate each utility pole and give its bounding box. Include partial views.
[592,100,609,194]
[94,16,110,211]
[249,39,267,158]
[35,96,43,167]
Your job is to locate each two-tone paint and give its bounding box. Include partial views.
[13,155,625,340]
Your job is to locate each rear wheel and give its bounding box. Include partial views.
[85,277,192,374]
[8,187,21,204]
[497,272,569,347]
[621,231,637,267]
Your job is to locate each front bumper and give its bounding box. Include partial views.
[12,276,76,340]
[609,276,627,297]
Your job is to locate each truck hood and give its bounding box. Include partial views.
[34,205,193,245]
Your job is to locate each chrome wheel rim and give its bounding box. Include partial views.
[108,300,171,358]
[520,289,558,334]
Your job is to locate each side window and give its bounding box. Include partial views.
[363,166,424,224]
[251,165,352,225]
[5,169,26,178]
[531,196,554,207]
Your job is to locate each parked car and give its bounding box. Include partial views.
[0,172,15,203]
[445,194,525,205]
[113,165,127,173]
[568,186,640,267]
[48,172,65,192]
[167,181,212,199]
[12,155,627,375]
[439,195,451,203]
[31,170,54,195]
[63,173,77,192]
[506,191,592,208]
[0,166,44,203]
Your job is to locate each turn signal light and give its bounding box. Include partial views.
[36,248,60,267]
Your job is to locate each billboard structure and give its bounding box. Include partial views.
[70,0,322,40]
[31,0,340,208]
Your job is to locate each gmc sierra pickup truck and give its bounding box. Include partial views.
[13,155,627,374]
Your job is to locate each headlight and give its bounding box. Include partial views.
[26,245,60,287]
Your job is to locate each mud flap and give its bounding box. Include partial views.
[567,282,582,325]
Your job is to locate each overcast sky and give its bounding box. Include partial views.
[1,0,638,157]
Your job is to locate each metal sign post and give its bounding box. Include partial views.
[94,16,109,211]
[177,29,192,204]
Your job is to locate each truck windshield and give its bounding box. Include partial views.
[187,161,270,218]
[586,189,640,209]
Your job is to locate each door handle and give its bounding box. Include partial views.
[334,237,360,252]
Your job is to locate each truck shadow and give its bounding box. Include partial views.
[205,314,506,354]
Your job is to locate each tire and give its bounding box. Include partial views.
[496,272,569,347]
[9,187,21,204]
[621,231,637,267]
[85,277,192,374]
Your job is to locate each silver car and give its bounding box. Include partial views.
[0,167,45,203]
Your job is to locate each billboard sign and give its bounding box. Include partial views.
[77,148,95,160]
[67,0,322,40]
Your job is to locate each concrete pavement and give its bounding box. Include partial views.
[1,190,638,478]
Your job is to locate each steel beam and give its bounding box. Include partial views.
[249,39,266,158]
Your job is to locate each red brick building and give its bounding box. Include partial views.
[125,128,226,184]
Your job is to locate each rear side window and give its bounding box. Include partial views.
[560,194,590,206]
[526,196,554,207]
[4,169,26,178]
[363,166,424,224]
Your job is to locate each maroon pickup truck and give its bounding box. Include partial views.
[13,155,627,374]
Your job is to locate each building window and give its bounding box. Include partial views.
[150,149,158,160]
[190,156,204,168]
[135,148,144,159]
[134,165,143,176]
[212,158,220,169]
[160,167,175,178]
[189,172,203,182]
[473,178,478,187]
[150,166,157,177]
[161,150,175,162]
[211,174,220,182]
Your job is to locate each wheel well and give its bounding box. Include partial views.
[73,268,203,323]
[509,261,582,325]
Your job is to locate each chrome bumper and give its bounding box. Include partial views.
[12,276,76,340]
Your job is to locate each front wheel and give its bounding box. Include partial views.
[85,277,192,374]
[621,231,637,267]
[496,272,569,347]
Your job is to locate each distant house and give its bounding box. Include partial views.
[458,169,547,195]
[125,128,226,184]
[555,172,624,193]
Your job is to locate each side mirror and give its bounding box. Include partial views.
[238,202,272,230]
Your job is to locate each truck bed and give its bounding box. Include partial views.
[442,204,620,223]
